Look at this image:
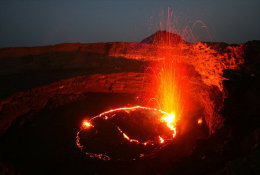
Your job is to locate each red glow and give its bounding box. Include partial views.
[76,106,177,160]
[109,8,244,134]
[82,120,93,128]
[159,136,165,144]
[198,118,203,125]
[76,7,244,161]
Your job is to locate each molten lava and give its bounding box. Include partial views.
[109,8,244,134]
[161,113,176,137]
[83,121,93,128]
[76,7,244,161]
[76,106,177,161]
[159,136,165,144]
[198,118,203,125]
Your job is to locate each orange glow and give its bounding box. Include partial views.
[120,129,140,144]
[198,118,203,125]
[114,107,176,145]
[76,7,245,161]
[123,133,130,140]
[82,120,93,128]
[161,113,176,137]
[90,106,177,138]
[109,8,244,134]
[76,106,177,160]
[159,136,165,144]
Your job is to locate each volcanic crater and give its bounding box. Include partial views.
[0,32,259,175]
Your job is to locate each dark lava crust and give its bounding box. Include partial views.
[0,39,260,175]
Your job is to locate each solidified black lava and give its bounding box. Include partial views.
[77,107,174,161]
[0,93,208,175]
[0,40,259,175]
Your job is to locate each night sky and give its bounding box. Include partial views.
[0,0,260,48]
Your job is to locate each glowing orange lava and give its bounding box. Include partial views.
[198,118,203,125]
[161,113,176,137]
[81,106,177,138]
[76,106,177,160]
[76,7,244,161]
[109,7,243,134]
[159,136,165,144]
[82,120,93,128]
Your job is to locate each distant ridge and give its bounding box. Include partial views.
[141,31,186,45]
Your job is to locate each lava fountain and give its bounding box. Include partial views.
[76,7,244,161]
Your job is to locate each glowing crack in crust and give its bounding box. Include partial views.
[76,106,177,161]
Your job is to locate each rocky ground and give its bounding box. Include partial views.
[0,35,259,174]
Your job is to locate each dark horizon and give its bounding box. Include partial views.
[0,0,260,48]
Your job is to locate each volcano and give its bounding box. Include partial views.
[141,31,186,45]
[0,32,259,175]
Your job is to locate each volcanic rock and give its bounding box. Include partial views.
[0,73,148,136]
[0,45,147,99]
[141,30,186,45]
[0,36,260,174]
